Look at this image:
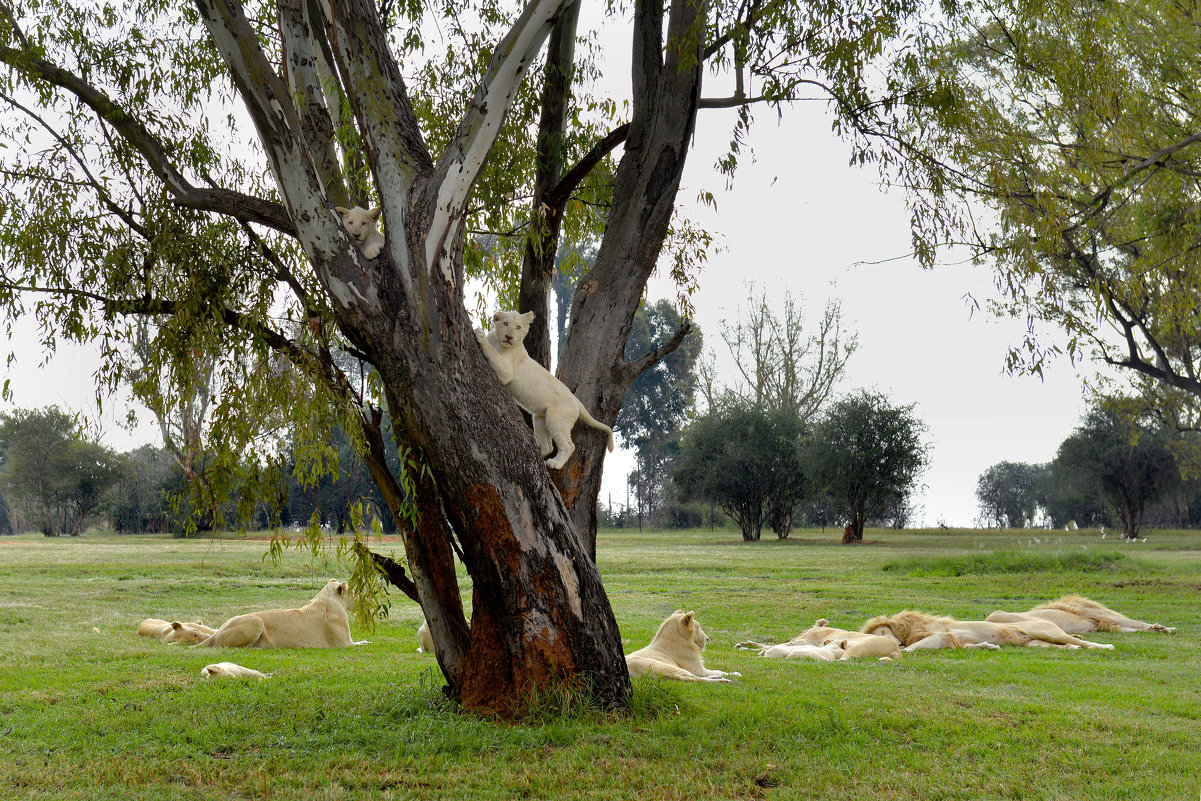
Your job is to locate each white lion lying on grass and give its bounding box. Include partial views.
[195,579,366,649]
[738,640,846,661]
[737,618,902,661]
[625,610,741,683]
[137,618,216,645]
[860,610,1115,651]
[986,595,1175,633]
[200,662,269,680]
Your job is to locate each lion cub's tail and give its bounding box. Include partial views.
[577,403,615,452]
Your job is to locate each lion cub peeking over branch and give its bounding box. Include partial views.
[475,310,614,470]
[335,205,385,259]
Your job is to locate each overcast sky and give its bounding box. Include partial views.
[584,98,1097,527]
[0,13,1104,528]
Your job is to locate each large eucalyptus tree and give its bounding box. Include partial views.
[1,0,929,713]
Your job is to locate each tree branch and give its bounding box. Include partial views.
[618,319,693,386]
[280,0,351,209]
[0,46,295,235]
[699,94,773,109]
[0,90,147,238]
[360,544,421,604]
[546,122,630,208]
[424,0,574,284]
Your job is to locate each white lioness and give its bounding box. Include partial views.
[740,618,902,661]
[861,610,1115,651]
[986,594,1176,633]
[474,311,615,470]
[335,205,385,259]
[737,640,847,662]
[625,610,740,683]
[200,662,269,680]
[195,579,363,649]
[137,618,216,645]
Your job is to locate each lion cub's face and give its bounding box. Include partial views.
[491,310,535,349]
[335,206,382,243]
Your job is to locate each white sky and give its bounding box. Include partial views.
[0,13,1103,528]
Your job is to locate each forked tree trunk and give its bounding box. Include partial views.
[195,0,630,715]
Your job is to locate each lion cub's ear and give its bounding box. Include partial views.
[336,583,347,596]
[335,206,349,216]
[368,206,383,220]
[520,311,535,325]
[171,622,183,630]
[815,618,829,627]
[681,611,695,627]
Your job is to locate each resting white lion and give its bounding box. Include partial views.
[137,618,216,645]
[200,662,269,680]
[736,640,847,662]
[740,618,902,661]
[625,610,740,682]
[475,310,615,470]
[986,595,1175,633]
[335,205,385,259]
[860,610,1115,652]
[195,579,364,649]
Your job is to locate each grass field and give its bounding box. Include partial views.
[1,527,1199,800]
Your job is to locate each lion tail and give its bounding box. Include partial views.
[576,403,615,452]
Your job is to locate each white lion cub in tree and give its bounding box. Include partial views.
[335,205,385,259]
[474,310,615,470]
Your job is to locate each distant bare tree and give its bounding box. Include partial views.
[717,285,856,420]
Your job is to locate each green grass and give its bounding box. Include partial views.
[2,526,1199,800]
[881,549,1130,577]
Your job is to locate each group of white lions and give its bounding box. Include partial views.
[137,578,362,680]
[621,595,1174,683]
[140,581,1173,686]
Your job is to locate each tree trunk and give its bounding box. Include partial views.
[772,513,792,540]
[193,0,630,716]
[843,514,865,544]
[553,0,706,558]
[517,0,582,370]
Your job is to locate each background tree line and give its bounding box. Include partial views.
[0,405,403,537]
[976,400,1201,539]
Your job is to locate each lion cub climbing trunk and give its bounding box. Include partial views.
[475,310,615,469]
